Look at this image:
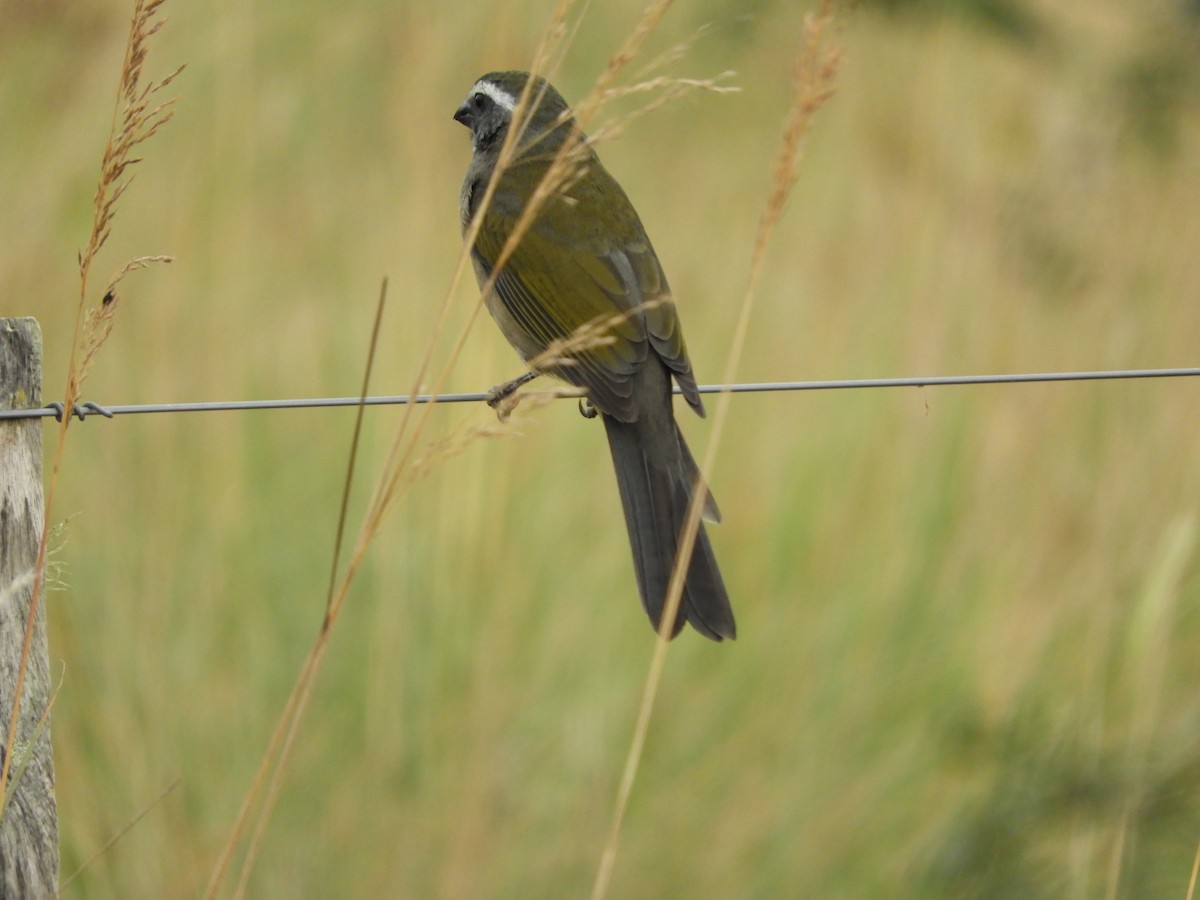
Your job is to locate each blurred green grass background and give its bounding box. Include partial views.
[4,0,1200,895]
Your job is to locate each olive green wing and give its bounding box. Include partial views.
[474,180,703,420]
[473,213,643,420]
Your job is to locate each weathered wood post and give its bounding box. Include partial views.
[0,318,58,897]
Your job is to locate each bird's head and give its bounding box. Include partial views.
[453,71,574,154]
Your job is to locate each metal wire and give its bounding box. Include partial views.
[1,366,1198,422]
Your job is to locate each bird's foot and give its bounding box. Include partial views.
[486,370,540,422]
[487,371,538,408]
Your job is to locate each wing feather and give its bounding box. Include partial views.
[473,158,704,420]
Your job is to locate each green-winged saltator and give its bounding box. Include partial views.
[454,71,735,641]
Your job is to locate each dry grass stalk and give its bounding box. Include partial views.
[204,274,389,898]
[0,674,60,823]
[632,25,710,79]
[571,0,677,129]
[75,255,174,386]
[60,779,181,889]
[588,74,738,144]
[0,0,180,802]
[74,0,182,400]
[593,3,845,897]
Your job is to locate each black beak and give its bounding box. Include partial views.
[453,103,472,127]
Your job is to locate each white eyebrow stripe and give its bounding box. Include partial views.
[471,80,517,113]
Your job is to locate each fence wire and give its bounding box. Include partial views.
[1,367,1198,422]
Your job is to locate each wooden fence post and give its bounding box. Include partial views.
[0,317,58,897]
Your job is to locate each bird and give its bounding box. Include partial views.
[453,70,735,641]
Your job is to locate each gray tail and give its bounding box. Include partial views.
[602,415,736,641]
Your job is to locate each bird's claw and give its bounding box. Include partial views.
[486,370,541,422]
[486,370,539,410]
